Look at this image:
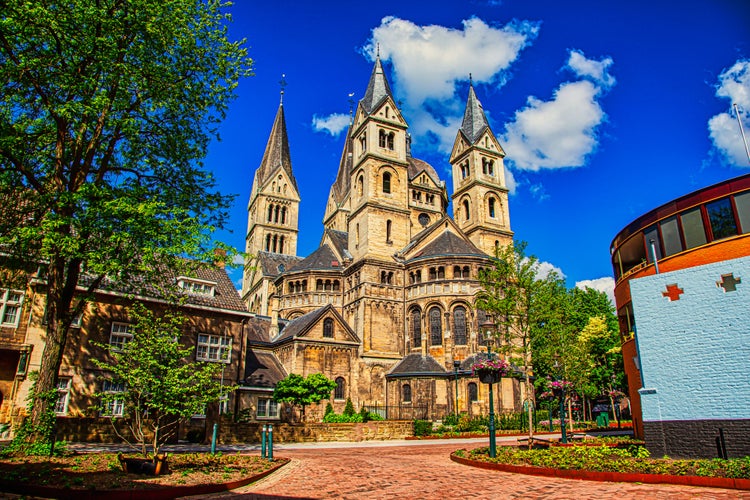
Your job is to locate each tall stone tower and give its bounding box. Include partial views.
[346,56,411,262]
[242,97,301,312]
[450,84,513,255]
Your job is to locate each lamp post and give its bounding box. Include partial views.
[453,360,461,416]
[480,317,497,458]
[553,360,567,444]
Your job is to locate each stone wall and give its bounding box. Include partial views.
[52,417,413,444]
[218,419,414,444]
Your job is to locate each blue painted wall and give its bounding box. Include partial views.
[630,256,750,422]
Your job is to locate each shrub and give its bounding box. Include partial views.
[455,414,488,433]
[324,402,334,417]
[359,406,370,423]
[442,413,460,427]
[413,419,432,437]
[323,413,362,423]
[343,398,355,416]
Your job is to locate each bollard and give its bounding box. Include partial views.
[268,424,273,460]
[261,424,267,458]
[210,423,218,454]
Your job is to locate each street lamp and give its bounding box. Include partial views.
[553,360,567,444]
[479,316,497,458]
[453,360,461,416]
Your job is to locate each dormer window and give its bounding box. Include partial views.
[177,277,216,297]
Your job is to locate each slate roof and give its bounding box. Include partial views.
[257,252,303,277]
[254,103,297,192]
[288,244,342,272]
[245,316,273,344]
[331,130,353,204]
[411,230,484,261]
[388,354,448,377]
[407,157,441,187]
[460,84,491,144]
[83,260,248,313]
[325,229,349,260]
[241,349,287,388]
[360,56,393,115]
[274,305,331,343]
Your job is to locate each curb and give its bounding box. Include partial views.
[450,453,750,490]
[0,458,290,499]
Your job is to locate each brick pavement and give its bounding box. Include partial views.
[204,442,750,500]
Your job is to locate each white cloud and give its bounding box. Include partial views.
[500,50,614,172]
[312,113,350,136]
[566,50,616,90]
[575,277,616,306]
[232,254,245,266]
[534,260,565,280]
[708,59,750,167]
[365,16,539,153]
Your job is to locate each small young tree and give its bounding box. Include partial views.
[92,302,228,457]
[273,373,336,420]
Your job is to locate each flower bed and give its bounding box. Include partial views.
[451,445,750,490]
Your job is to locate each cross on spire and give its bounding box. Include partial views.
[279,74,287,104]
[662,283,684,301]
[717,273,741,292]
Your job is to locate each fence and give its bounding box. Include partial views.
[362,404,428,420]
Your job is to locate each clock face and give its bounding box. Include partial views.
[418,213,430,227]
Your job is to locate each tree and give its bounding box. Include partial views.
[92,302,229,457]
[476,241,562,445]
[273,373,337,420]
[0,0,251,439]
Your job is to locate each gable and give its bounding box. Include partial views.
[275,304,358,344]
[260,167,301,200]
[449,132,471,164]
[477,130,506,157]
[400,217,482,261]
[370,96,406,126]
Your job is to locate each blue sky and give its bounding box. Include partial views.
[206,0,750,301]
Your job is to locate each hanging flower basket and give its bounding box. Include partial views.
[471,358,510,385]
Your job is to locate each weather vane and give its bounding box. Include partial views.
[279,74,287,104]
[469,73,473,86]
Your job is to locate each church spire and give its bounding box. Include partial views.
[255,100,297,192]
[460,82,491,144]
[360,55,394,115]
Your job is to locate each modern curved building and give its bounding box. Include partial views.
[611,173,750,457]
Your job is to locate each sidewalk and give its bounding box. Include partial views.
[65,429,633,454]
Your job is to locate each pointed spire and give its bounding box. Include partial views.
[256,103,297,191]
[460,82,491,144]
[279,73,287,104]
[360,55,394,114]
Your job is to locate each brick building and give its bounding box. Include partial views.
[240,57,526,421]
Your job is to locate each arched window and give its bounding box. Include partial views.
[379,129,387,148]
[265,234,271,251]
[267,204,274,222]
[453,266,462,279]
[415,270,421,283]
[453,306,467,345]
[323,318,334,338]
[386,219,392,243]
[386,132,394,150]
[334,377,345,400]
[463,200,470,221]
[332,280,340,291]
[402,384,412,403]
[487,160,494,175]
[324,280,332,291]
[279,236,285,254]
[357,175,364,197]
[383,172,391,194]
[482,158,488,175]
[488,198,496,218]
[429,267,437,281]
[429,307,442,346]
[274,205,280,223]
[463,266,470,278]
[316,279,324,291]
[437,267,445,279]
[460,162,468,179]
[468,382,478,402]
[281,207,287,224]
[411,309,421,347]
[288,282,294,293]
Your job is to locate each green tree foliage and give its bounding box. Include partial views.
[0,0,251,438]
[343,398,355,416]
[92,302,229,457]
[272,373,336,420]
[476,241,562,443]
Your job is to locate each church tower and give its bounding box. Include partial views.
[242,92,301,310]
[346,56,410,261]
[450,84,513,255]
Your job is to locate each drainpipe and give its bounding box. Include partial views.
[648,239,660,274]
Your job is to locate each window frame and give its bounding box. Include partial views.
[257,397,280,419]
[334,377,345,400]
[0,289,24,327]
[55,377,72,415]
[196,333,232,363]
[109,322,133,351]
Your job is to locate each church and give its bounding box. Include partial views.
[239,56,525,420]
